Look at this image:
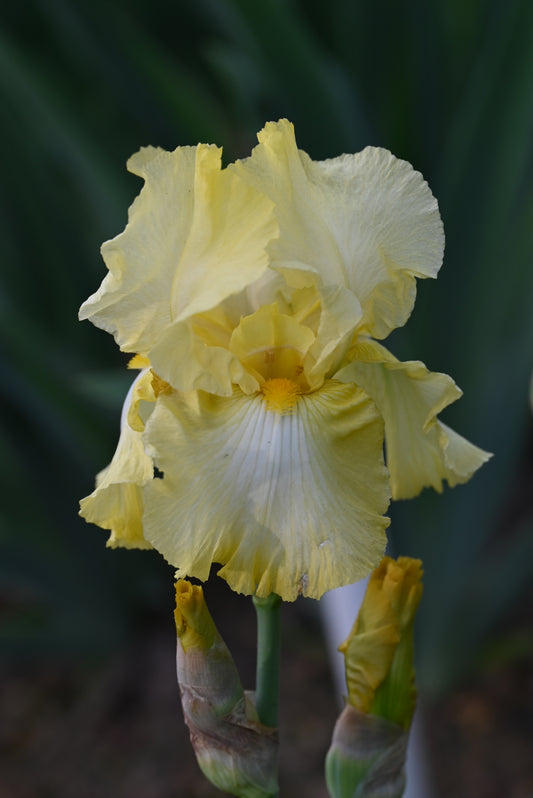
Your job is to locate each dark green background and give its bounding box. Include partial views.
[2,0,532,694]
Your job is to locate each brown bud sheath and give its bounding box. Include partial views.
[175,580,278,798]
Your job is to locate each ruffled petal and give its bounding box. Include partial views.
[230,119,443,340]
[79,370,155,548]
[336,349,492,499]
[80,143,277,359]
[142,381,390,601]
[435,421,494,489]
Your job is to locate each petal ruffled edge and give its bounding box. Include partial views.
[142,381,390,601]
[80,142,278,368]
[230,119,444,341]
[79,370,155,549]
[79,145,204,353]
[336,346,491,499]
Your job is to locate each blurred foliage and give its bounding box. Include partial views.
[1,0,532,691]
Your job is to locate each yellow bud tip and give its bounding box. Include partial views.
[261,377,301,413]
[373,556,424,626]
[339,556,423,725]
[174,580,216,651]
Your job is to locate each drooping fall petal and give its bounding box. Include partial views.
[79,369,155,549]
[143,382,390,601]
[336,345,491,499]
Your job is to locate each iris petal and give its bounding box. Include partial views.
[231,119,444,340]
[142,381,390,601]
[336,350,491,499]
[79,143,277,370]
[79,370,155,548]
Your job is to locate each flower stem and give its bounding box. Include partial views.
[253,593,282,730]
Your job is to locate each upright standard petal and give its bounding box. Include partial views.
[336,349,491,499]
[230,119,444,340]
[142,382,390,601]
[79,369,155,549]
[79,143,278,370]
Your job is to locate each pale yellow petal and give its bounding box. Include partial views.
[79,370,155,549]
[169,151,277,325]
[305,284,363,387]
[79,145,201,352]
[142,381,390,601]
[336,350,491,499]
[79,143,277,360]
[149,319,260,396]
[229,303,315,386]
[126,367,159,431]
[436,421,493,489]
[243,285,362,388]
[231,119,443,340]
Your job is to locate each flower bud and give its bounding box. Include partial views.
[326,706,408,798]
[175,580,278,797]
[325,557,423,798]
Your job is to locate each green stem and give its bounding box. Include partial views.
[253,593,282,729]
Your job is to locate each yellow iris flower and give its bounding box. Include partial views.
[79,120,490,601]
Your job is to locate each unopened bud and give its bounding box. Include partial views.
[175,580,278,798]
[325,557,423,798]
[341,557,423,729]
[326,706,408,798]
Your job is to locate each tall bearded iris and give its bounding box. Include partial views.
[79,120,489,601]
